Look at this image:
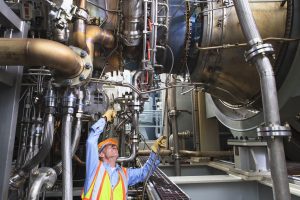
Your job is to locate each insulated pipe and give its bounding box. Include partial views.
[86,25,115,58]
[232,1,290,200]
[28,168,57,200]
[168,75,180,176]
[73,0,88,50]
[0,39,84,78]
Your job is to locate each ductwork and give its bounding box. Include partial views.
[0,39,84,78]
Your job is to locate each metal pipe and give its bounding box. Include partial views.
[117,112,139,162]
[53,89,83,175]
[117,72,141,162]
[61,89,76,200]
[196,37,300,51]
[9,113,55,189]
[117,142,137,162]
[233,0,290,199]
[168,75,180,176]
[191,89,200,151]
[137,150,233,157]
[86,25,115,57]
[142,0,148,67]
[73,0,88,50]
[0,39,84,78]
[61,114,73,200]
[122,0,142,46]
[150,0,158,66]
[28,168,57,200]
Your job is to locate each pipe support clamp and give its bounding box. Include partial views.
[257,124,291,137]
[244,43,274,62]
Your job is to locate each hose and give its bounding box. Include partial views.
[9,114,55,189]
[53,117,82,175]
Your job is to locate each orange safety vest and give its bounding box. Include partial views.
[82,162,128,200]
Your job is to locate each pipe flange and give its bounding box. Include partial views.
[55,46,93,87]
[257,124,291,137]
[244,43,274,62]
[74,7,89,21]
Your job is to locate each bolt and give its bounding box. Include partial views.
[284,122,290,128]
[46,184,52,190]
[64,79,72,85]
[79,74,85,81]
[85,63,91,69]
[46,171,52,176]
[80,50,87,57]
[32,170,39,176]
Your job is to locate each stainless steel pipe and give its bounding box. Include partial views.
[233,0,290,199]
[61,114,73,200]
[28,168,57,200]
[61,89,76,200]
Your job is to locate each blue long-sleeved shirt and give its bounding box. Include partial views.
[83,118,160,194]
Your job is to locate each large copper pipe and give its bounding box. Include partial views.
[86,25,115,57]
[73,0,88,50]
[0,39,84,78]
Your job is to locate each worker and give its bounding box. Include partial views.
[81,109,166,200]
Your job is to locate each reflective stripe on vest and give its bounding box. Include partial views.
[91,162,106,199]
[81,162,102,200]
[82,162,128,200]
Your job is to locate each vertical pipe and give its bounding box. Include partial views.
[150,0,158,66]
[191,89,200,151]
[73,0,87,50]
[61,114,73,200]
[61,89,76,200]
[122,0,142,46]
[168,75,180,176]
[142,0,148,68]
[232,1,290,200]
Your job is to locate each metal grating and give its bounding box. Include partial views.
[138,156,190,200]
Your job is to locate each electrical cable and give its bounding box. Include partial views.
[166,44,174,85]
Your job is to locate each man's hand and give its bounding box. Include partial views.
[151,136,167,153]
[102,109,117,122]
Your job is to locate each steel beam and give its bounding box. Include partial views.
[0,2,29,199]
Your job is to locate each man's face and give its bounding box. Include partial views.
[100,144,119,160]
